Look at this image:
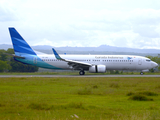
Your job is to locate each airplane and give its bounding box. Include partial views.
[8,27,158,75]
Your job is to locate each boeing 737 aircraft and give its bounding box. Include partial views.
[8,27,158,75]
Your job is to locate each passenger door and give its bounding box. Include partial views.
[33,57,37,64]
[138,58,142,65]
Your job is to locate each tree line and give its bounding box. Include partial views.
[0,48,38,72]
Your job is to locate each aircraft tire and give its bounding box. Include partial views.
[79,70,85,75]
[140,72,143,75]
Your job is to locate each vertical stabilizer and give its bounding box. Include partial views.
[8,27,36,55]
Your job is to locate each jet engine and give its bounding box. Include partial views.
[89,65,106,73]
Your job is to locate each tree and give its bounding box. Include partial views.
[0,60,11,72]
[146,56,160,71]
[6,48,14,54]
[0,49,7,61]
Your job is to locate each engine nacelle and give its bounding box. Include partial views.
[89,65,106,73]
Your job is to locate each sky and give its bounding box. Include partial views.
[0,0,160,49]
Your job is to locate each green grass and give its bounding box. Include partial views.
[0,77,160,120]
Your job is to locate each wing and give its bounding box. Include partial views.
[52,48,92,70]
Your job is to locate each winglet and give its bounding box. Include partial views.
[52,48,63,60]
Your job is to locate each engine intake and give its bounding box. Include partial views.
[89,65,106,73]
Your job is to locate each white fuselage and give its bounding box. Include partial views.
[35,54,157,71]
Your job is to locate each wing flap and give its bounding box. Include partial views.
[66,59,91,67]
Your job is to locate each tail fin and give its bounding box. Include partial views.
[8,27,36,55]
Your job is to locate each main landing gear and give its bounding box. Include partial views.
[79,70,85,75]
[140,72,144,75]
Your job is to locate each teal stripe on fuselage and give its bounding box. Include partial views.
[15,55,62,69]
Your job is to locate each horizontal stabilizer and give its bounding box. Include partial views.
[4,53,25,59]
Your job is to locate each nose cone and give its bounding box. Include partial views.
[152,62,158,68]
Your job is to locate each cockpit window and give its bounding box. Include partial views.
[146,59,151,62]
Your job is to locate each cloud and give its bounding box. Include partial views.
[113,37,128,47]
[0,6,17,22]
[133,25,160,38]
[0,0,160,49]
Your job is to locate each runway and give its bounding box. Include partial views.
[0,75,160,78]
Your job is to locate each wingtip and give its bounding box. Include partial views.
[52,48,57,55]
[52,48,62,60]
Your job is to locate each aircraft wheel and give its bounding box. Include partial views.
[79,70,85,75]
[140,72,143,75]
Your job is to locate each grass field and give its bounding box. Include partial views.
[0,77,160,120]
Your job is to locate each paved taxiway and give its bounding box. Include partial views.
[0,75,160,78]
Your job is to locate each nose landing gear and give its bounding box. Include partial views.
[140,72,144,75]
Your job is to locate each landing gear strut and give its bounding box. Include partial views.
[79,70,85,75]
[140,72,144,75]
